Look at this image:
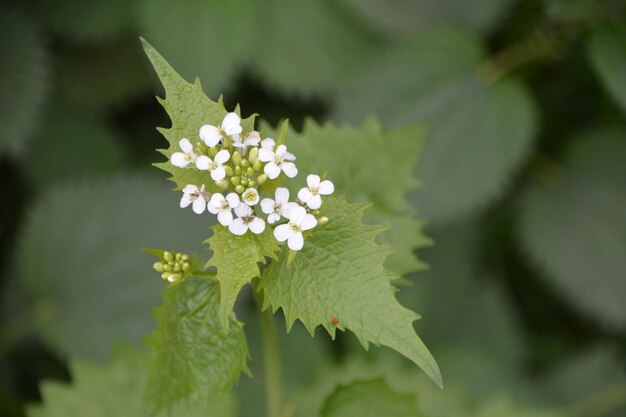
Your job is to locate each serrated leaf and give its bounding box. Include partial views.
[260,117,430,275]
[141,38,255,191]
[204,225,279,330]
[519,128,626,329]
[587,24,626,114]
[259,197,441,387]
[23,104,125,187]
[138,0,254,96]
[0,6,47,156]
[15,175,211,360]
[339,0,511,37]
[250,0,382,95]
[28,346,235,417]
[321,379,423,417]
[144,276,249,414]
[335,29,537,223]
[21,0,137,40]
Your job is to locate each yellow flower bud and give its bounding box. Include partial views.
[253,159,262,171]
[230,176,241,186]
[246,167,255,177]
[235,166,242,175]
[318,216,329,226]
[163,251,173,262]
[248,147,258,163]
[257,174,267,185]
[235,185,245,194]
[232,151,242,165]
[153,262,165,272]
[224,165,234,176]
[241,159,250,168]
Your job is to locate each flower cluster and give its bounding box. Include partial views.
[171,112,334,251]
[152,251,192,283]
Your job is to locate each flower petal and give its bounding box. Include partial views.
[319,180,334,195]
[229,218,247,235]
[298,187,313,203]
[268,212,280,224]
[192,196,207,214]
[282,202,299,218]
[276,144,287,155]
[207,193,224,214]
[282,162,298,178]
[214,149,230,165]
[274,224,293,242]
[248,217,265,234]
[306,194,322,210]
[287,232,304,251]
[289,206,307,224]
[284,151,296,161]
[258,148,274,162]
[199,124,221,147]
[222,112,242,136]
[246,131,261,146]
[275,187,289,204]
[226,192,240,208]
[180,193,192,208]
[260,198,275,214]
[261,138,275,150]
[179,138,193,153]
[182,184,198,194]
[217,210,234,226]
[234,203,251,218]
[307,174,321,188]
[300,213,318,231]
[171,152,189,168]
[264,162,281,179]
[196,155,212,170]
[210,166,226,181]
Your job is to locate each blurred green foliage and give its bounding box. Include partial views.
[0,0,625,416]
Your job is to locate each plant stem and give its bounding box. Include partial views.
[253,283,284,417]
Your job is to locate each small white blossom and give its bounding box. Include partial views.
[199,112,243,147]
[242,188,260,206]
[196,149,230,181]
[298,174,334,209]
[207,192,240,226]
[180,184,210,214]
[229,204,265,235]
[259,144,297,179]
[260,187,298,224]
[233,131,260,153]
[261,137,275,150]
[273,205,317,251]
[170,138,197,168]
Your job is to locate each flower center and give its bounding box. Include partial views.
[243,192,256,203]
[274,203,282,214]
[309,186,319,195]
[208,161,217,170]
[290,223,301,232]
[243,216,255,224]
[274,154,284,165]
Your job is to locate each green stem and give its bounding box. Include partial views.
[253,283,284,417]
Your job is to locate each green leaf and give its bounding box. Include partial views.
[250,0,382,95]
[138,0,254,96]
[587,24,626,114]
[28,346,235,417]
[141,38,255,191]
[335,29,538,223]
[258,197,441,387]
[144,276,249,414]
[339,0,511,37]
[204,225,279,330]
[321,379,423,417]
[519,128,626,329]
[15,175,211,360]
[260,117,430,275]
[54,39,152,110]
[23,104,126,187]
[21,0,137,40]
[0,7,47,156]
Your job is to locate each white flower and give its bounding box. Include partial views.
[199,112,243,147]
[229,204,265,235]
[170,138,197,168]
[258,144,297,179]
[261,137,275,150]
[298,174,334,209]
[207,192,240,226]
[180,184,210,214]
[260,187,298,224]
[241,188,260,206]
[196,149,230,181]
[233,131,260,153]
[273,205,317,251]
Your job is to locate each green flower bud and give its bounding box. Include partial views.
[216,179,228,189]
[164,263,173,272]
[235,185,245,194]
[230,176,241,186]
[175,253,181,262]
[312,210,320,216]
[208,147,218,158]
[253,159,262,172]
[161,272,170,280]
[181,254,189,261]
[257,174,268,185]
[168,273,182,283]
[232,151,242,166]
[248,180,256,187]
[241,178,249,186]
[173,262,181,272]
[235,166,242,175]
[182,262,191,272]
[248,147,258,163]
[153,262,165,272]
[246,167,255,177]
[241,159,250,168]
[224,165,234,177]
[163,251,173,262]
[318,216,329,225]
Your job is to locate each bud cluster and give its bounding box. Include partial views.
[171,112,334,251]
[152,251,191,283]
